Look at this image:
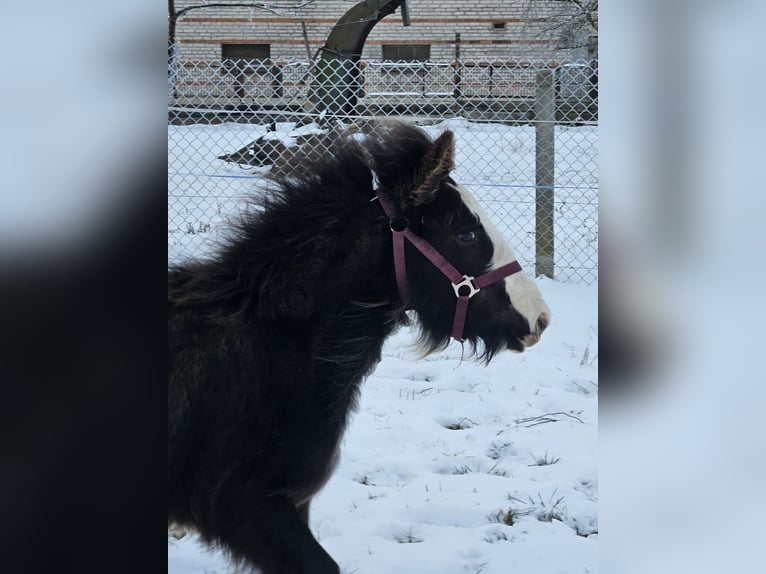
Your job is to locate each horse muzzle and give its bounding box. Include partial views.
[520,311,551,349]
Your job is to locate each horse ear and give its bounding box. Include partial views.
[411,130,455,206]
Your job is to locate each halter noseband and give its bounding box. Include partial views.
[376,193,522,342]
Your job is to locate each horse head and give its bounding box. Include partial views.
[367,122,551,361]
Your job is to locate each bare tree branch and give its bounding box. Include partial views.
[523,0,598,54]
[172,1,320,22]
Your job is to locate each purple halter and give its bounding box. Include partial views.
[376,193,522,342]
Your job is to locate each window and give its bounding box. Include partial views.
[222,44,271,73]
[221,44,276,98]
[492,22,507,30]
[222,43,270,60]
[381,44,430,62]
[379,44,430,91]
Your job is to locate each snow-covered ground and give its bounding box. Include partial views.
[167,279,598,574]
[168,118,598,572]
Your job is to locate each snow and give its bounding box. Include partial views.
[167,279,598,574]
[168,118,598,572]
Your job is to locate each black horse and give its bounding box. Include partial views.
[168,122,550,573]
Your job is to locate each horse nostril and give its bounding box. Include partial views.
[535,313,550,334]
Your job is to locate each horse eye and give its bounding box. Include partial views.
[457,231,476,243]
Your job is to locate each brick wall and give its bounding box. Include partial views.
[172,1,581,63]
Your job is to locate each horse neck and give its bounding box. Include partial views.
[233,189,400,326]
[310,202,402,348]
[273,199,402,420]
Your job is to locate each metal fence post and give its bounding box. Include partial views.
[535,68,555,279]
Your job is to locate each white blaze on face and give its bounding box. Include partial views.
[453,183,552,346]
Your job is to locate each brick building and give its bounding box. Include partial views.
[171,0,596,64]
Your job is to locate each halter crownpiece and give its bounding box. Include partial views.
[375,193,522,342]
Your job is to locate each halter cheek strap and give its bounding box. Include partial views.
[376,193,522,342]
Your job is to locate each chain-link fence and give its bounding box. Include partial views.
[168,55,597,284]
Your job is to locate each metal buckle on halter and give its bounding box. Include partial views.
[452,275,480,298]
[389,215,408,232]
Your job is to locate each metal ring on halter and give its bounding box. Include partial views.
[452,275,480,298]
[389,215,408,232]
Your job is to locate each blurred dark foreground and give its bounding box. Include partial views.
[0,170,166,573]
[0,2,166,573]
